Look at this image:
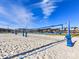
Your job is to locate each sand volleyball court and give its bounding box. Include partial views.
[0,33,79,59]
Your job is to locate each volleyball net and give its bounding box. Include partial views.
[30,24,64,34]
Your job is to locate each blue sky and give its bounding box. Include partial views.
[0,0,79,29]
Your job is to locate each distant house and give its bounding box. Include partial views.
[29,28,62,34]
[63,27,79,34]
[0,28,13,33]
[72,27,79,34]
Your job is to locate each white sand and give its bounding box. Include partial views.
[0,33,79,59]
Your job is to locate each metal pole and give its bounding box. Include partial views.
[23,29,25,37]
[15,29,17,35]
[25,23,27,37]
[65,20,73,47]
[61,24,63,34]
[68,20,70,35]
[25,30,27,37]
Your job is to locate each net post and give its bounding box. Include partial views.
[65,20,73,47]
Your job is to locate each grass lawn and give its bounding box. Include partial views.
[48,33,79,37]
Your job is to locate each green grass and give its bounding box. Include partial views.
[31,32,79,37]
[71,34,79,37]
[48,33,79,37]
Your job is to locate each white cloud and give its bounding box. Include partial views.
[0,20,10,28]
[0,5,35,28]
[42,0,49,3]
[41,1,57,18]
[10,5,35,26]
[0,6,9,16]
[0,0,63,28]
[34,0,63,19]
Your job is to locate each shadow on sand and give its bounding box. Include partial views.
[73,41,77,46]
[4,40,65,59]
